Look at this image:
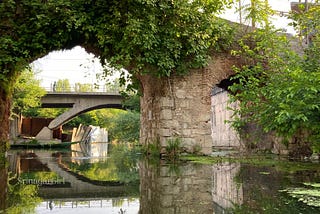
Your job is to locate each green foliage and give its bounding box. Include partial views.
[66,108,140,144]
[108,110,140,143]
[237,0,273,28]
[24,107,65,118]
[0,0,234,97]
[55,79,71,92]
[74,82,100,92]
[20,171,62,181]
[228,3,320,152]
[0,0,76,92]
[67,144,140,184]
[142,139,161,159]
[165,138,182,159]
[121,93,141,112]
[94,0,234,78]
[12,68,46,115]
[6,182,41,214]
[281,183,320,208]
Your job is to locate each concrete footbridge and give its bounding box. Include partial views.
[40,92,123,130]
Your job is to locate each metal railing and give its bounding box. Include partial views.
[43,83,121,93]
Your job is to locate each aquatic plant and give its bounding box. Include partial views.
[191,143,202,155]
[281,182,320,207]
[165,138,182,159]
[142,138,161,158]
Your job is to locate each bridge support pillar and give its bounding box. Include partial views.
[35,127,53,141]
[139,56,236,155]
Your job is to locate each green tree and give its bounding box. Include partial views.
[238,0,272,28]
[24,107,64,118]
[122,93,140,112]
[55,79,71,92]
[12,68,46,115]
[108,110,140,143]
[74,83,95,92]
[65,108,140,143]
[228,2,320,153]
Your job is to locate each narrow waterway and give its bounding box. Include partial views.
[1,143,320,213]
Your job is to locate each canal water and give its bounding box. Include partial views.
[1,143,320,214]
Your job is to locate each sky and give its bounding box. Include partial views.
[32,46,104,89]
[32,0,302,88]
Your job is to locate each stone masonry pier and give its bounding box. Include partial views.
[139,55,240,154]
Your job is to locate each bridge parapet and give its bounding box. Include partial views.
[43,83,121,94]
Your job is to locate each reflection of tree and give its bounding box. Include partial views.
[110,144,140,184]
[230,165,320,213]
[6,182,41,214]
[20,171,63,181]
[0,167,7,211]
[65,144,140,184]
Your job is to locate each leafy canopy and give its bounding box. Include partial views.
[0,0,234,94]
[228,2,320,152]
[12,68,46,115]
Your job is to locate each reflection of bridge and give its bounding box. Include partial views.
[35,151,133,199]
[7,151,137,199]
[41,92,123,130]
[37,198,139,212]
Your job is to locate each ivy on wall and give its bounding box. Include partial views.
[0,0,234,95]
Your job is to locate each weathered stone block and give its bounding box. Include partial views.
[192,128,211,136]
[160,109,172,120]
[179,99,190,108]
[159,128,171,137]
[181,138,196,148]
[181,114,192,124]
[159,208,175,214]
[160,166,170,176]
[161,195,173,207]
[181,129,192,136]
[176,89,186,99]
[160,120,179,129]
[160,97,174,108]
[163,185,180,194]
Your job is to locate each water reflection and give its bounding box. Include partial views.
[212,163,243,212]
[2,145,320,213]
[140,161,214,214]
[232,163,320,213]
[139,161,244,214]
[0,164,7,211]
[4,143,140,213]
[71,142,108,163]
